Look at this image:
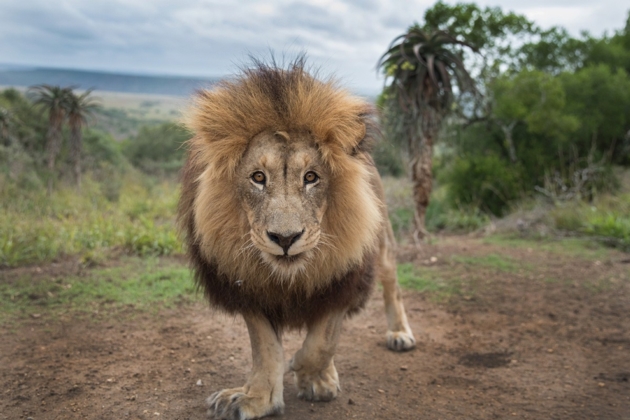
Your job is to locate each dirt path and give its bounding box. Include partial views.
[1,237,629,419]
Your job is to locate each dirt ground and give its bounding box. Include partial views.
[1,237,629,420]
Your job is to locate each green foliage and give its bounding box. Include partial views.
[0,174,182,267]
[516,27,588,74]
[379,6,630,222]
[378,26,478,113]
[492,70,579,142]
[123,122,189,175]
[424,1,534,54]
[550,193,630,250]
[443,154,523,216]
[426,199,489,232]
[561,65,630,163]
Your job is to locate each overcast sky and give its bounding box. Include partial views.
[0,0,628,95]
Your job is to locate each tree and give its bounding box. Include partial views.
[491,70,579,163]
[66,89,99,188]
[378,27,477,241]
[123,122,189,175]
[515,27,587,74]
[29,85,72,194]
[561,65,630,161]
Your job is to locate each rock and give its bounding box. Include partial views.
[348,398,355,405]
[196,379,203,386]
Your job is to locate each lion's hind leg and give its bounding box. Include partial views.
[289,311,345,402]
[207,315,284,420]
[379,231,416,352]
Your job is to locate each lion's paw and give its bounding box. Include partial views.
[293,363,340,402]
[207,387,283,420]
[386,329,416,352]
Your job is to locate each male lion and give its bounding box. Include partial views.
[178,59,415,420]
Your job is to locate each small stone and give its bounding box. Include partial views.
[430,256,437,263]
[31,313,41,319]
[400,366,408,371]
[378,389,385,394]
[598,382,605,387]
[196,379,203,386]
[229,356,235,361]
[348,398,355,405]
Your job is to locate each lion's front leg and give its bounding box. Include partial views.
[207,314,284,420]
[289,311,345,402]
[379,238,416,352]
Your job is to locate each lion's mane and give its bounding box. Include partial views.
[178,59,384,328]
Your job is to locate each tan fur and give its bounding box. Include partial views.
[179,60,415,420]
[184,64,382,297]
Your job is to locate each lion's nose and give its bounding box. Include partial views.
[267,230,304,254]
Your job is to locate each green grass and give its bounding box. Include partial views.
[0,257,197,323]
[397,263,461,300]
[0,173,182,267]
[550,193,630,251]
[483,235,609,260]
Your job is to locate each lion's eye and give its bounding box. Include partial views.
[304,171,319,184]
[251,171,266,184]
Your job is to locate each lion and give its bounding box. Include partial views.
[178,58,415,420]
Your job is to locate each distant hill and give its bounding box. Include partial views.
[0,66,218,96]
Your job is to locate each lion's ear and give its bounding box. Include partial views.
[351,113,380,156]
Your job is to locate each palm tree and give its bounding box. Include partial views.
[30,85,72,194]
[378,27,477,241]
[66,89,99,188]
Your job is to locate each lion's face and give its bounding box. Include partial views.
[236,131,330,275]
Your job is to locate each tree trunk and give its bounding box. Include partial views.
[45,118,63,196]
[501,122,517,163]
[69,123,82,189]
[410,137,433,243]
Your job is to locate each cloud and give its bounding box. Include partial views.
[0,0,627,95]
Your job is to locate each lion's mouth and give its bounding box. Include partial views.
[273,253,303,264]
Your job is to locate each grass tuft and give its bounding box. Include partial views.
[0,257,197,322]
[0,173,182,267]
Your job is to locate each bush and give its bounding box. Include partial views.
[550,192,630,250]
[123,122,189,175]
[443,154,524,216]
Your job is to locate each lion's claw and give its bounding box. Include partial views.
[292,361,340,402]
[207,387,283,420]
[386,330,416,352]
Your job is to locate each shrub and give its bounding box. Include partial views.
[123,122,189,175]
[443,154,523,216]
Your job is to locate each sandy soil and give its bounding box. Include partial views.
[1,237,629,420]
